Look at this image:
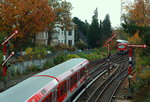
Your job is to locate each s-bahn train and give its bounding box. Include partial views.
[116,39,129,55]
[117,43,129,54]
[0,58,89,102]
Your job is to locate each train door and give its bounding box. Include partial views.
[41,92,52,102]
[79,67,85,84]
[52,89,57,102]
[69,72,78,93]
[57,80,68,102]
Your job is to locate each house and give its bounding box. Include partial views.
[35,29,48,45]
[78,31,88,44]
[35,22,76,46]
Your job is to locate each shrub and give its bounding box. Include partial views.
[138,56,150,66]
[133,75,150,102]
[27,65,37,72]
[66,54,80,60]
[25,47,33,54]
[46,46,57,52]
[75,41,87,50]
[33,46,47,55]
[43,60,55,69]
[54,55,64,65]
[17,56,24,62]
[77,52,101,61]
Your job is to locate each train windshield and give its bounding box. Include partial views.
[118,45,125,48]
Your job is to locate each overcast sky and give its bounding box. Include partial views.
[66,0,122,28]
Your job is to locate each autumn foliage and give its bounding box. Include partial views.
[0,0,55,46]
[128,31,142,44]
[127,0,150,26]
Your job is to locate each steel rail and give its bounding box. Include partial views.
[95,61,128,102]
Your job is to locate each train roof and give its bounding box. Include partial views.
[0,77,58,102]
[0,58,89,102]
[37,58,89,81]
[116,39,129,44]
[118,43,128,45]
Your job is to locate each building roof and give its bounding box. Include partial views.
[78,31,88,43]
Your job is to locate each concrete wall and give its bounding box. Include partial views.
[8,58,53,74]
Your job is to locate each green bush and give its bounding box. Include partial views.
[66,54,80,61]
[27,65,38,72]
[33,46,47,55]
[25,47,33,54]
[75,41,87,50]
[43,60,55,69]
[138,56,150,66]
[77,52,101,61]
[45,46,58,52]
[54,55,65,65]
[133,80,150,102]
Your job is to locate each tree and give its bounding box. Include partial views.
[102,14,112,41]
[113,27,129,40]
[72,17,89,42]
[128,31,142,44]
[48,0,72,45]
[88,8,100,48]
[0,0,55,48]
[121,0,150,47]
[124,0,150,26]
[99,20,103,46]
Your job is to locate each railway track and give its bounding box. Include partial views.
[93,61,128,102]
[74,54,129,102]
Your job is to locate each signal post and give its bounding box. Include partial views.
[127,44,147,90]
[1,30,18,76]
[104,34,117,75]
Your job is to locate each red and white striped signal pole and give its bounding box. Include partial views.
[1,30,18,76]
[127,44,147,89]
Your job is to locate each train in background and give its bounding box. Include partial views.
[0,58,89,102]
[116,39,129,55]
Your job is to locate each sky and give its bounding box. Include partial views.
[66,0,122,28]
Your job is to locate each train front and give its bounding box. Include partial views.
[117,43,128,55]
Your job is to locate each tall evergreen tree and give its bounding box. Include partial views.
[99,20,103,46]
[102,14,112,41]
[88,8,100,47]
[72,17,89,42]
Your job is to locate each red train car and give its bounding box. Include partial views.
[117,43,129,54]
[0,58,89,102]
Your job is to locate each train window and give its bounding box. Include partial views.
[44,98,48,102]
[80,68,85,78]
[59,81,67,97]
[70,73,77,88]
[64,81,67,93]
[48,94,52,102]
[60,85,63,97]
[43,93,52,102]
[118,45,125,48]
[70,77,73,88]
